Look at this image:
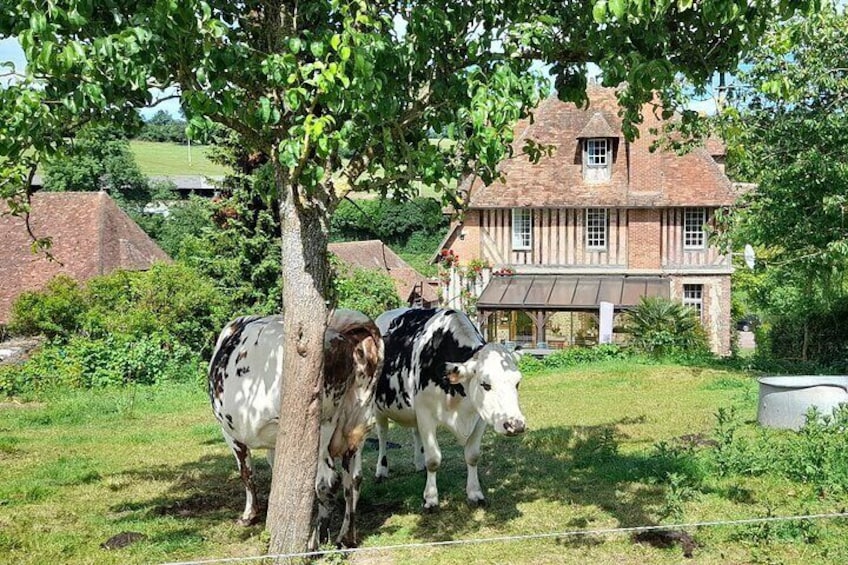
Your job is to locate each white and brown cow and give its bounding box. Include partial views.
[208,309,383,548]
[374,308,525,510]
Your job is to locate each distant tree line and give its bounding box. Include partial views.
[136,109,222,144]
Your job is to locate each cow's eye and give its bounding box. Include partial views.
[481,382,492,391]
[516,382,520,390]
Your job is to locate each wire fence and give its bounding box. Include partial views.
[160,510,848,565]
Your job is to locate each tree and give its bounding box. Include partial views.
[720,5,848,358]
[43,123,154,207]
[0,0,812,557]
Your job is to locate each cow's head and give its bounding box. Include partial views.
[446,343,526,436]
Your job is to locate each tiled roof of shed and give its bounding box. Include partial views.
[329,240,438,305]
[0,191,171,324]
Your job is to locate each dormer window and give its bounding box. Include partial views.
[583,138,612,181]
[587,138,608,167]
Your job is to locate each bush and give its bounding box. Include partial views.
[12,265,229,356]
[0,334,203,396]
[9,276,87,338]
[711,405,848,497]
[84,264,230,355]
[333,262,402,319]
[624,297,710,357]
[519,344,630,374]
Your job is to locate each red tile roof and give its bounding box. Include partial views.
[329,240,438,306]
[466,84,735,209]
[0,191,171,324]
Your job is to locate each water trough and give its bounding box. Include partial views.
[757,376,848,430]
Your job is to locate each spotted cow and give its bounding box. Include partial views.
[374,308,526,510]
[208,309,383,548]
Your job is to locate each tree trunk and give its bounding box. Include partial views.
[267,167,331,562]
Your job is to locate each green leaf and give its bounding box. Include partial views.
[593,1,608,22]
[289,38,302,53]
[258,97,271,123]
[609,0,627,19]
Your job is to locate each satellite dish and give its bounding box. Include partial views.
[743,244,756,270]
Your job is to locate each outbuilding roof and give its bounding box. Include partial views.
[0,191,171,324]
[329,240,438,306]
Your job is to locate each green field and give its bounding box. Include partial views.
[130,140,230,177]
[1,361,847,564]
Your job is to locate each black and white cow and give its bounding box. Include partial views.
[208,309,383,548]
[374,308,525,510]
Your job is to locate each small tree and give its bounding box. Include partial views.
[625,297,709,357]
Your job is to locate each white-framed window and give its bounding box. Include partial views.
[586,138,608,167]
[683,284,703,320]
[585,208,607,250]
[512,208,532,251]
[583,138,611,181]
[683,207,707,249]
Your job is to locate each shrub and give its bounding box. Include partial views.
[624,297,710,357]
[0,334,203,396]
[333,261,402,319]
[9,276,87,338]
[519,344,630,374]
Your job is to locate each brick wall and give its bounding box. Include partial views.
[669,274,732,356]
[627,209,661,270]
[449,211,482,266]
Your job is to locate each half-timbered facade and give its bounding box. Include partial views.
[440,85,740,354]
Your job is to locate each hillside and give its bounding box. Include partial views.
[130,141,230,177]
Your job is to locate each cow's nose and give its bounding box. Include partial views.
[504,418,526,436]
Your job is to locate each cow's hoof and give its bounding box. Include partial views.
[375,475,387,484]
[338,538,358,549]
[467,497,488,508]
[235,516,259,527]
[423,503,439,514]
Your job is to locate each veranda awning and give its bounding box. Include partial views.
[476,275,670,311]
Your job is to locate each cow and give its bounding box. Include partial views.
[208,309,384,548]
[373,307,526,510]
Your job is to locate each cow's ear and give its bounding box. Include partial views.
[445,361,474,384]
[512,346,524,361]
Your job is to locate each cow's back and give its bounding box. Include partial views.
[209,315,285,450]
[375,308,483,423]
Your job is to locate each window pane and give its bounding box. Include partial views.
[587,138,608,167]
[512,209,532,250]
[684,208,707,249]
[682,283,703,319]
[586,208,607,250]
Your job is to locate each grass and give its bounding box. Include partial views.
[130,140,230,177]
[1,361,847,564]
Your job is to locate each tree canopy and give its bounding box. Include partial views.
[723,5,848,318]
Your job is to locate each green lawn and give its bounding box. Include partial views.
[130,140,230,177]
[1,361,846,564]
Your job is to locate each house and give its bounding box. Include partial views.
[439,85,742,355]
[0,191,171,324]
[329,240,438,308]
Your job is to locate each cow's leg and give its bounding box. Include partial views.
[310,454,338,551]
[338,448,363,548]
[223,432,260,526]
[266,448,275,469]
[464,418,489,506]
[416,413,442,511]
[412,428,426,471]
[375,412,390,482]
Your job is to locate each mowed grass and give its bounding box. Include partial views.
[130,140,230,177]
[1,362,847,564]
